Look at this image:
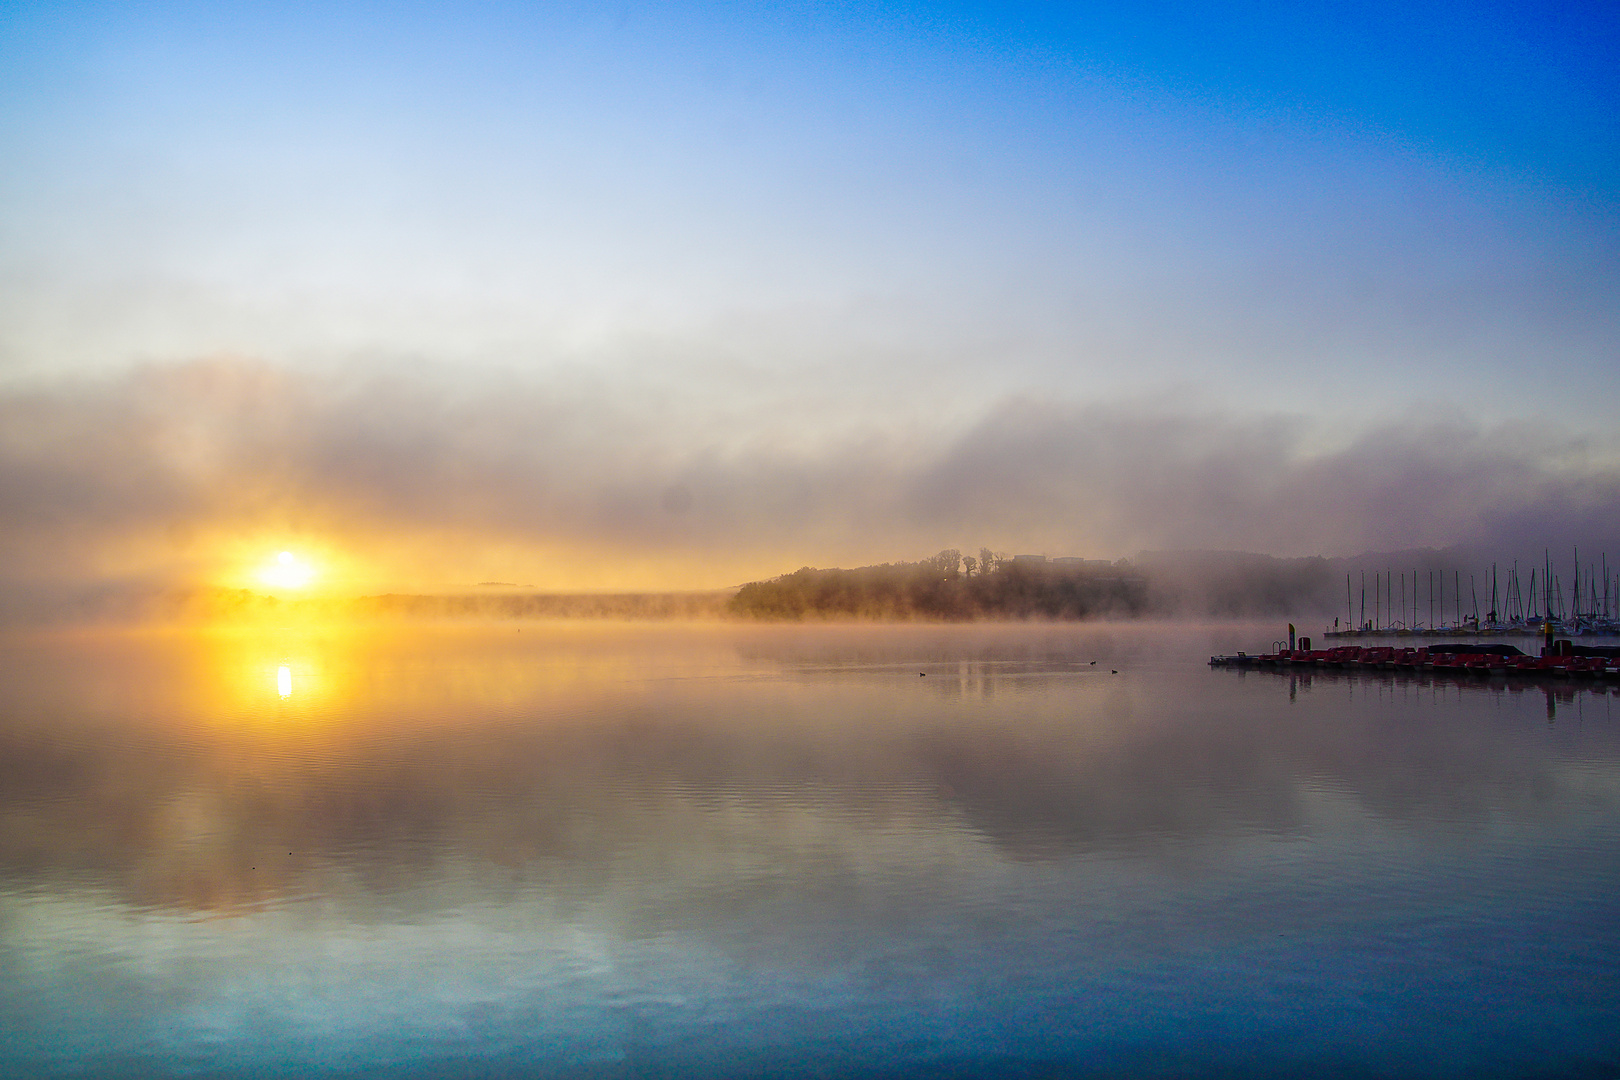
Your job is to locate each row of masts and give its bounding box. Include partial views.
[1339,549,1619,634]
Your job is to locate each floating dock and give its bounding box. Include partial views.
[1211,642,1620,680]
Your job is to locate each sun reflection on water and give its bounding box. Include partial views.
[276,665,292,698]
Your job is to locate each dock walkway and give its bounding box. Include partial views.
[1211,642,1620,681]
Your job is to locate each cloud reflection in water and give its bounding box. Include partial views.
[1,624,1618,1077]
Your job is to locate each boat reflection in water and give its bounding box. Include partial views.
[1,622,1617,1078]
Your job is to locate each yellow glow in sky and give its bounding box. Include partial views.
[258,551,315,590]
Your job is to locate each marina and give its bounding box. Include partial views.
[1322,551,1620,639]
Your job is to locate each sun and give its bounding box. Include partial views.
[258,550,316,590]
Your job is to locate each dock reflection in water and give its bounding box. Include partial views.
[0,622,1617,1078]
[1229,663,1609,723]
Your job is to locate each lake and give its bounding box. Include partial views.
[2,621,1617,1078]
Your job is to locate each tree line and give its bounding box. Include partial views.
[727,549,1150,620]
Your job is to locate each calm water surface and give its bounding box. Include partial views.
[1,622,1617,1078]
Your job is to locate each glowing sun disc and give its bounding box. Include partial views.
[259,550,315,589]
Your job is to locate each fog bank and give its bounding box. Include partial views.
[2,359,1616,614]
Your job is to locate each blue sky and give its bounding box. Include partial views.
[1,1,1617,591]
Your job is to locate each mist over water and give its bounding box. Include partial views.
[2,621,1617,1078]
[1,359,1618,608]
[7,5,1618,1071]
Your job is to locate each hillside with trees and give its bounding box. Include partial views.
[728,549,1150,620]
[726,547,1392,621]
